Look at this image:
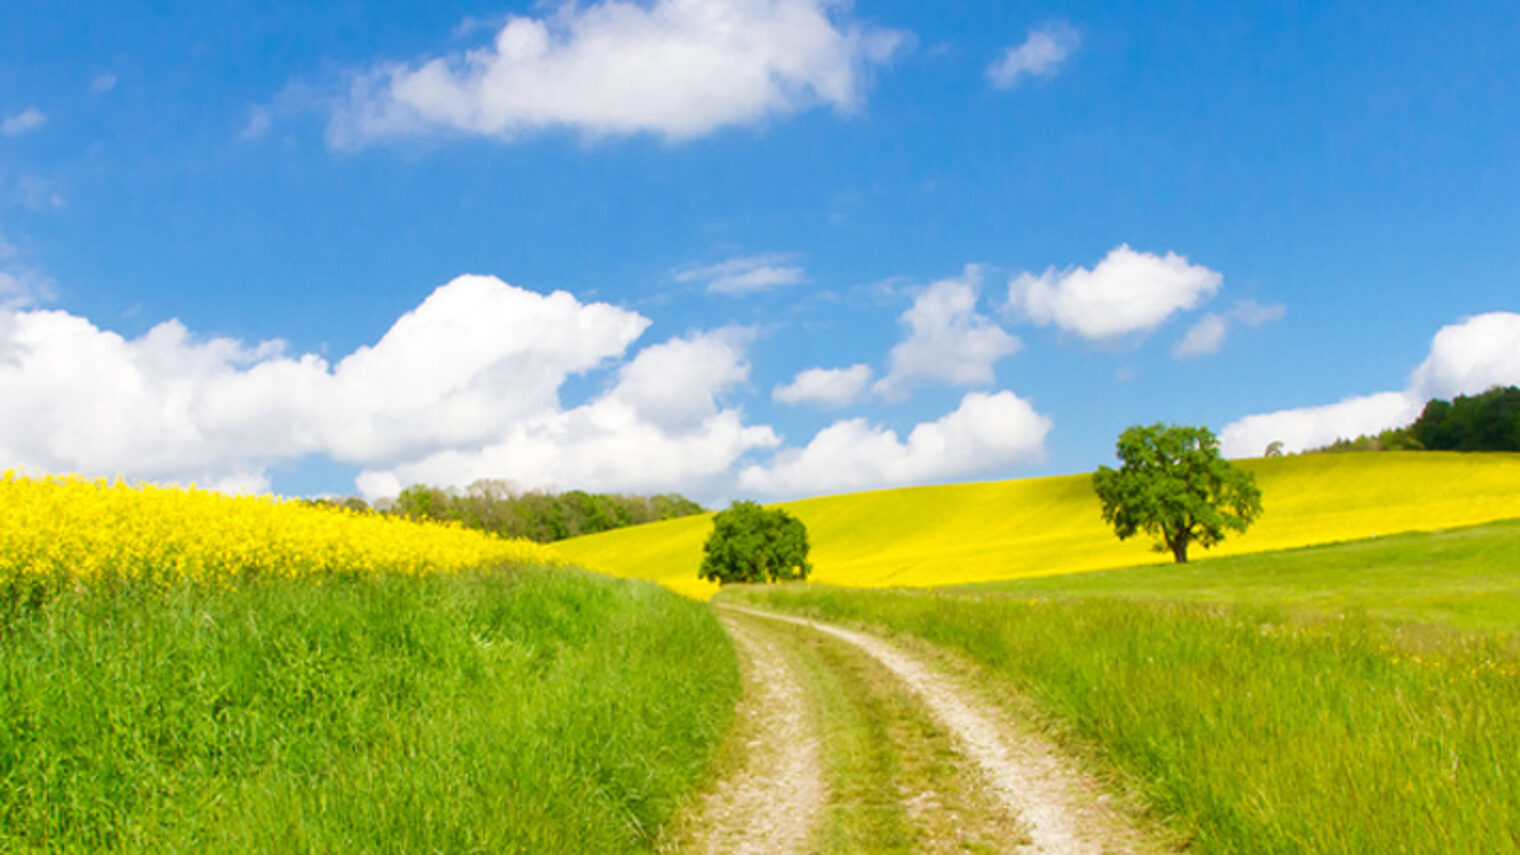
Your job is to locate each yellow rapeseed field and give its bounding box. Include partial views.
[556,452,1520,599]
[0,471,562,593]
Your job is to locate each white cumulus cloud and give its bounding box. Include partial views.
[1173,299,1286,359]
[604,326,754,430]
[329,0,908,147]
[1007,244,1223,342]
[319,275,650,463]
[739,390,1051,497]
[1409,312,1520,401]
[773,363,872,407]
[987,22,1080,88]
[0,274,787,498]
[356,328,778,498]
[875,266,1020,398]
[1,107,46,137]
[1220,312,1520,456]
[674,253,806,296]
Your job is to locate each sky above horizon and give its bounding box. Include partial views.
[2,0,1518,503]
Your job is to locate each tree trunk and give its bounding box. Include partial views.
[1171,539,1189,564]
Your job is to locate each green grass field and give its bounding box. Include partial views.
[557,452,1520,598]
[967,517,1520,633]
[0,566,739,853]
[722,520,1520,853]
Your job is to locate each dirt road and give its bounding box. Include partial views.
[668,606,1171,854]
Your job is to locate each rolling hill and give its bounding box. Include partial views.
[555,452,1520,599]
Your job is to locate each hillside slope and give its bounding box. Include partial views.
[556,452,1520,598]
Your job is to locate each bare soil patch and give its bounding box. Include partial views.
[663,615,826,855]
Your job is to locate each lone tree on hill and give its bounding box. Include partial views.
[1093,423,1263,564]
[699,500,812,585]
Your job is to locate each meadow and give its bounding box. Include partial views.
[0,474,739,852]
[723,519,1520,853]
[966,517,1520,633]
[557,451,1520,597]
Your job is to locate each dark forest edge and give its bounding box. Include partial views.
[305,480,706,543]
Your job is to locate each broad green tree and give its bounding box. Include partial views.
[1093,423,1263,563]
[699,500,812,585]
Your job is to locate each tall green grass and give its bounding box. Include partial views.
[724,583,1520,853]
[0,566,739,853]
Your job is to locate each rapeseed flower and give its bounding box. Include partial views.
[1,471,562,596]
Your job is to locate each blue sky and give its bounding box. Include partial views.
[2,0,1518,502]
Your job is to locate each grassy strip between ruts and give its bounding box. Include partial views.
[0,565,739,853]
[786,616,1026,854]
[721,581,1520,854]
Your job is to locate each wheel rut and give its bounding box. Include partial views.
[713,605,1169,855]
[664,614,826,855]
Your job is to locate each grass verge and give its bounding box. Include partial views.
[0,566,739,853]
[722,583,1520,853]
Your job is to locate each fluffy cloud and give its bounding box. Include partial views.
[356,327,776,498]
[1220,312,1520,456]
[1007,244,1223,341]
[1219,392,1420,459]
[773,363,872,407]
[329,0,907,147]
[0,274,784,497]
[357,389,779,500]
[1408,312,1520,400]
[674,253,805,296]
[90,73,118,95]
[1,107,46,137]
[738,391,1051,496]
[602,327,754,429]
[875,266,1021,397]
[319,275,649,462]
[0,310,317,485]
[987,22,1080,88]
[1173,299,1286,358]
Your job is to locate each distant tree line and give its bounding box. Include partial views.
[1304,385,1520,454]
[306,480,705,543]
[1306,426,1422,454]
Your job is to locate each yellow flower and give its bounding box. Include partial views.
[0,471,564,594]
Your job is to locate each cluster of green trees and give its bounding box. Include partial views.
[310,480,705,543]
[1306,386,1520,454]
[1411,385,1520,451]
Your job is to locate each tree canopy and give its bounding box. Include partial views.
[1411,386,1520,452]
[1093,423,1263,564]
[698,500,812,585]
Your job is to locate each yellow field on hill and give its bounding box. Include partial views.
[556,452,1520,599]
